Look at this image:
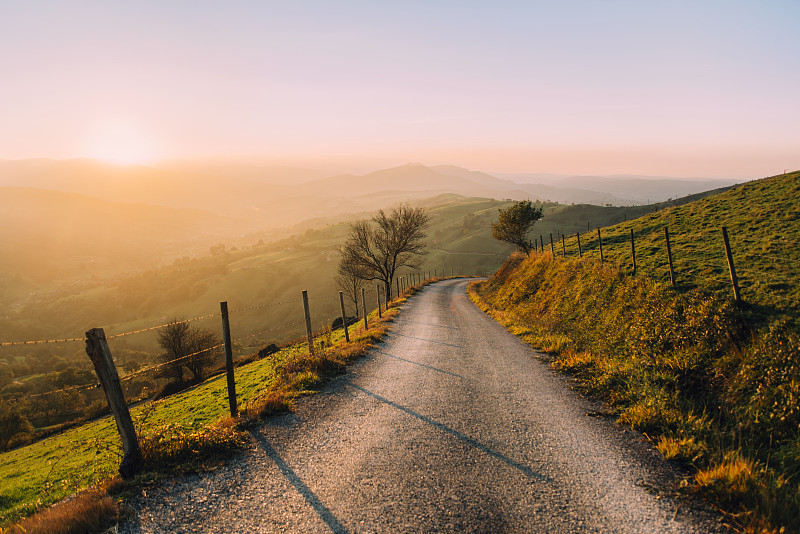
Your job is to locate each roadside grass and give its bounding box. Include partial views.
[0,278,442,531]
[465,167,800,533]
[469,250,800,533]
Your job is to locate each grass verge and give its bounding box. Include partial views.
[0,278,448,532]
[469,253,800,533]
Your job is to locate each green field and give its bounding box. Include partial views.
[0,333,346,525]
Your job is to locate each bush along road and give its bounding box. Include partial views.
[120,279,722,533]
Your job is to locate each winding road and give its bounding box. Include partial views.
[121,279,721,533]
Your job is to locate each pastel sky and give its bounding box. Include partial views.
[1,1,798,178]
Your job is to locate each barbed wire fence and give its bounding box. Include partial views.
[531,222,799,310]
[0,262,493,466]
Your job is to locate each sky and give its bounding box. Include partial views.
[1,0,798,178]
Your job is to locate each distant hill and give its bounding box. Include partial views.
[0,187,243,285]
[0,158,288,220]
[556,175,740,203]
[300,163,633,205]
[497,171,740,203]
[1,159,742,224]
[0,195,518,351]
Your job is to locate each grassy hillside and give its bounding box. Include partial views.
[469,170,800,532]
[553,171,799,318]
[0,196,516,350]
[0,290,402,527]
[0,196,518,445]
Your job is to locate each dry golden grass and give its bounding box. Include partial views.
[656,436,706,463]
[3,487,117,534]
[240,288,403,426]
[468,252,800,532]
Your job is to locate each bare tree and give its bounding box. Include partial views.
[157,320,221,383]
[340,205,429,300]
[184,328,221,381]
[157,321,190,383]
[491,200,543,255]
[335,264,364,317]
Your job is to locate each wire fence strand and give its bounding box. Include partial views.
[106,313,221,339]
[0,336,84,347]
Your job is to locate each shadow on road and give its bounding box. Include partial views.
[374,349,464,378]
[249,430,349,534]
[346,382,550,483]
[399,320,460,330]
[390,332,464,348]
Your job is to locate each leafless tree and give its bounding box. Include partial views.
[335,264,365,317]
[157,320,221,383]
[340,205,429,300]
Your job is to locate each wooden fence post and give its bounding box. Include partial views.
[550,233,555,256]
[361,287,368,329]
[576,232,582,257]
[85,328,143,478]
[665,227,676,287]
[540,235,544,252]
[722,226,741,302]
[630,228,636,275]
[376,284,382,318]
[396,277,400,298]
[561,234,566,255]
[597,227,604,262]
[338,291,350,342]
[302,290,314,355]
[220,301,237,417]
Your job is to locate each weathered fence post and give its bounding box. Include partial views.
[376,284,382,318]
[561,234,566,255]
[302,290,314,355]
[722,227,741,302]
[540,235,544,252]
[85,328,143,478]
[361,287,368,329]
[338,291,350,342]
[665,227,676,287]
[630,228,636,275]
[220,301,237,417]
[597,227,604,262]
[396,277,400,298]
[550,233,555,256]
[576,232,582,257]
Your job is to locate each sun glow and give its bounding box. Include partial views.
[82,119,159,165]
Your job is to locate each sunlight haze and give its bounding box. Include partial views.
[1,1,799,178]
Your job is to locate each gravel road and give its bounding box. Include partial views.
[120,279,722,533]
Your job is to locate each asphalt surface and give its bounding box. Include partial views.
[120,279,722,533]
